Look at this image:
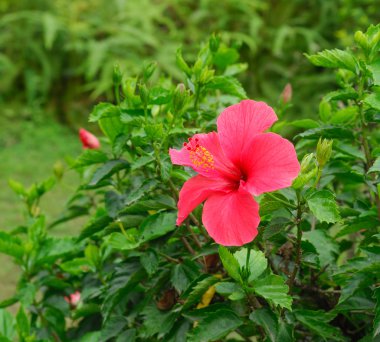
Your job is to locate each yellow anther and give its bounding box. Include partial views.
[189,146,215,170]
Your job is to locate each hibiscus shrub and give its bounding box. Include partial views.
[1,27,380,341]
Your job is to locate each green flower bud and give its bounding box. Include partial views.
[172,83,189,114]
[292,153,317,189]
[316,138,333,168]
[121,77,137,99]
[143,61,157,82]
[319,100,331,122]
[138,83,150,106]
[53,161,64,180]
[354,30,369,51]
[300,153,315,173]
[209,33,221,53]
[199,68,215,84]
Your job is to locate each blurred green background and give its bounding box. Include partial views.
[0,0,379,299]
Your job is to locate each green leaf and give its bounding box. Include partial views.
[171,260,200,293]
[306,49,358,73]
[124,179,159,207]
[89,160,128,186]
[72,304,100,320]
[294,310,343,341]
[72,150,108,169]
[369,157,380,173]
[78,214,112,241]
[99,316,128,342]
[224,63,248,76]
[16,306,30,339]
[140,249,159,276]
[259,193,294,216]
[205,76,247,99]
[234,248,267,283]
[95,104,125,141]
[187,309,243,342]
[149,86,171,105]
[182,275,219,311]
[42,13,60,49]
[105,191,124,219]
[323,88,358,101]
[176,48,191,76]
[303,230,338,267]
[369,60,380,85]
[374,287,380,337]
[131,155,155,171]
[85,244,100,268]
[43,306,65,335]
[0,231,24,260]
[263,218,289,240]
[107,231,140,251]
[296,126,354,140]
[0,309,15,341]
[77,332,101,342]
[218,246,241,283]
[140,212,177,242]
[213,47,239,69]
[8,179,26,197]
[0,297,18,309]
[306,190,341,223]
[330,106,358,125]
[253,275,292,310]
[215,282,244,300]
[140,304,177,339]
[249,308,277,342]
[364,92,380,111]
[334,142,365,161]
[290,119,319,129]
[60,258,94,275]
[89,102,120,122]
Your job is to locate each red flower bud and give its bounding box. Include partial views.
[79,128,100,149]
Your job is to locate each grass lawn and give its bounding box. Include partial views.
[0,116,83,301]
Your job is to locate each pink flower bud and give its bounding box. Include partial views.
[64,291,81,307]
[281,83,292,104]
[79,128,100,149]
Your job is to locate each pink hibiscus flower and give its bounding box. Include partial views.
[169,100,300,246]
[79,128,100,149]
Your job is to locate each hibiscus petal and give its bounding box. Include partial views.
[202,190,260,246]
[169,132,238,178]
[177,175,231,225]
[217,100,278,165]
[241,132,300,196]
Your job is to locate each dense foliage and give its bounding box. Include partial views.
[1,24,380,342]
[1,0,379,124]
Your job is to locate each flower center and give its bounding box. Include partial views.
[183,137,215,172]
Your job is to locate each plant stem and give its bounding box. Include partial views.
[181,236,195,255]
[245,246,251,274]
[288,193,303,293]
[356,74,380,219]
[193,84,201,110]
[158,252,180,264]
[313,167,322,188]
[114,84,120,105]
[185,219,202,248]
[117,221,127,237]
